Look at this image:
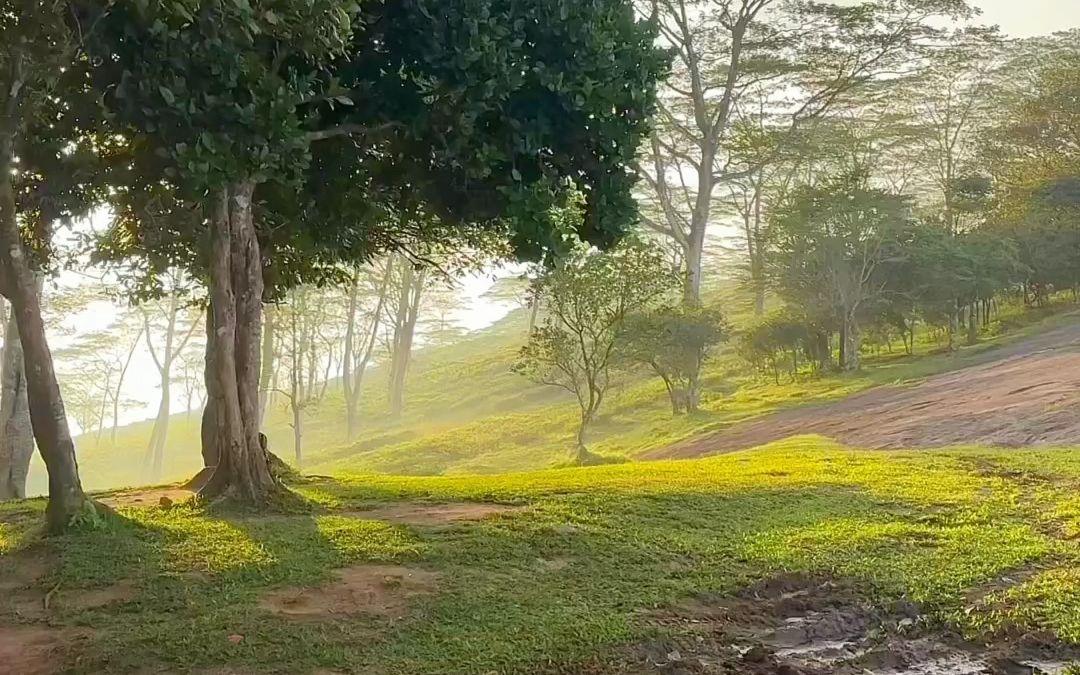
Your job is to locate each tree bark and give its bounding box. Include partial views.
[0,304,33,500]
[198,181,279,504]
[200,304,219,469]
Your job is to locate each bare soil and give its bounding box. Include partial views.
[0,625,91,675]
[259,564,438,619]
[98,487,195,508]
[546,574,1075,675]
[646,321,1080,460]
[342,502,522,526]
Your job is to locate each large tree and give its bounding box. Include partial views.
[636,0,977,306]
[83,0,665,504]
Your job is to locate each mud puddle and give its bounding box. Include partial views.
[600,575,1079,675]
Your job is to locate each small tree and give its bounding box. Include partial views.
[620,306,727,414]
[514,241,677,462]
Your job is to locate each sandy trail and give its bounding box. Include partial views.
[645,319,1080,460]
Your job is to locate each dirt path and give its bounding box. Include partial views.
[645,319,1080,460]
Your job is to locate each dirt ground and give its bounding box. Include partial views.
[259,564,438,619]
[646,321,1080,460]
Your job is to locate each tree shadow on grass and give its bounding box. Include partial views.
[0,478,1061,675]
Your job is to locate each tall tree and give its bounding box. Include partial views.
[387,256,427,419]
[636,0,979,305]
[342,258,393,440]
[141,272,201,481]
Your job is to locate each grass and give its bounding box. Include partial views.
[4,439,1080,673]
[34,290,1079,496]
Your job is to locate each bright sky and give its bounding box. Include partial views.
[969,0,1080,37]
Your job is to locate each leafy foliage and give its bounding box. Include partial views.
[620,305,728,413]
[514,240,678,456]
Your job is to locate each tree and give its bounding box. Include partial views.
[636,0,977,305]
[84,0,665,505]
[342,259,393,439]
[514,241,678,461]
[141,272,201,481]
[621,305,727,414]
[387,257,427,419]
[767,171,913,371]
[0,2,105,529]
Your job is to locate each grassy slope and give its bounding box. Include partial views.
[4,440,1080,673]
[32,290,1079,495]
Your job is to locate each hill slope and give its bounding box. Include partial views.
[32,293,1079,494]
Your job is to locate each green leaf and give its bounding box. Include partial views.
[159,86,176,105]
[512,168,522,181]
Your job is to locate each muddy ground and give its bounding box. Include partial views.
[646,320,1080,460]
[551,575,1075,675]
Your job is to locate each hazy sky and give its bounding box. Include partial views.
[958,0,1078,37]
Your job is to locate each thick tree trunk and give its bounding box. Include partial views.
[0,149,87,530]
[0,305,33,500]
[198,181,279,504]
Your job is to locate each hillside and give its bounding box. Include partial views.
[29,291,1080,495]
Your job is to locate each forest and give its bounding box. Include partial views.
[1,1,1080,674]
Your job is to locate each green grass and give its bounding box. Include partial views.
[31,291,1079,495]
[4,439,1080,673]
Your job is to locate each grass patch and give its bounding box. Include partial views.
[5,440,1080,673]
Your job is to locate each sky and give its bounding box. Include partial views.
[969,0,1080,37]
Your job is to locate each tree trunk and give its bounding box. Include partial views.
[841,313,860,371]
[198,181,279,504]
[200,305,219,469]
[150,378,169,480]
[0,305,33,500]
[966,302,978,346]
[0,146,87,530]
[389,262,424,418]
[258,304,275,427]
[684,212,706,306]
